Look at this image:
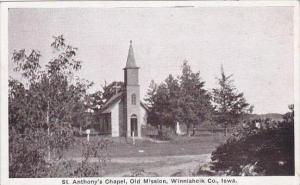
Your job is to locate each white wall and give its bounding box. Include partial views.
[110,101,146,137]
[111,101,120,137]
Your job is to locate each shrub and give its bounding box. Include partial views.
[48,123,75,160]
[49,136,112,177]
[73,136,112,177]
[81,137,112,164]
[9,128,49,178]
[9,126,111,177]
[210,106,294,176]
[141,124,158,137]
[49,160,79,177]
[123,167,158,177]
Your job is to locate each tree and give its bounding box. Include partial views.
[102,81,125,101]
[177,60,213,136]
[212,65,251,136]
[10,35,91,132]
[154,83,171,136]
[144,76,179,137]
[164,74,180,130]
[88,90,105,111]
[144,81,169,137]
[144,61,213,137]
[9,35,91,177]
[144,80,159,128]
[144,80,158,110]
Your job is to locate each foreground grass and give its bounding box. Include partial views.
[64,133,226,158]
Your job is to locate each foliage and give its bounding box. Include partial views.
[48,123,75,160]
[210,105,294,176]
[49,137,112,177]
[81,137,112,163]
[212,65,252,135]
[102,81,125,101]
[177,61,213,135]
[9,35,94,177]
[144,80,159,125]
[10,35,91,132]
[145,75,180,136]
[49,160,80,177]
[144,61,213,137]
[50,137,111,177]
[87,90,105,112]
[81,81,124,113]
[9,128,49,177]
[123,167,158,177]
[196,163,216,176]
[72,80,125,134]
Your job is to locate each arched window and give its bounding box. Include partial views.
[131,114,137,119]
[131,93,136,105]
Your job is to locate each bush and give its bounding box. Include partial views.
[48,123,75,160]
[9,125,75,177]
[141,124,158,137]
[9,128,49,178]
[50,136,112,177]
[210,107,294,176]
[50,160,105,177]
[81,137,112,164]
[9,126,112,177]
[123,167,158,177]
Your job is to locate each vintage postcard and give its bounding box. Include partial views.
[0,1,299,185]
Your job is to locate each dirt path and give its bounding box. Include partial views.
[70,154,210,176]
[108,154,211,176]
[72,154,209,163]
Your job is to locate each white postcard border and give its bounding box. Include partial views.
[1,1,299,185]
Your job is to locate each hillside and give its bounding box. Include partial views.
[244,113,283,121]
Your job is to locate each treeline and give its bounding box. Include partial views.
[9,35,253,140]
[144,61,253,137]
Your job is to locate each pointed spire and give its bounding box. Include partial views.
[221,63,224,74]
[221,63,225,79]
[125,40,137,68]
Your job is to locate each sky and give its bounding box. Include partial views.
[8,7,294,114]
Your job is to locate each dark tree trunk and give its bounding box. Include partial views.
[158,122,163,138]
[186,123,190,136]
[192,123,195,136]
[173,122,177,135]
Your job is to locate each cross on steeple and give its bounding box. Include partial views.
[113,83,122,95]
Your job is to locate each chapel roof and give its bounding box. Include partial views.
[100,91,148,114]
[100,92,124,113]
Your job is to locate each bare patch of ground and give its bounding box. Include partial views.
[65,134,225,176]
[104,154,211,176]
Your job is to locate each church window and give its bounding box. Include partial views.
[131,94,136,105]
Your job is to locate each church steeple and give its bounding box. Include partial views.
[124,40,139,86]
[125,40,137,68]
[123,40,141,138]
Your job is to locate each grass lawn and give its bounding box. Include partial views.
[62,133,227,176]
[64,133,227,158]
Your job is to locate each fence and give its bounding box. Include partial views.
[141,124,233,137]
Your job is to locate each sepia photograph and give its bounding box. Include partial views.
[1,1,298,182]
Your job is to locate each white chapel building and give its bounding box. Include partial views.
[97,41,148,137]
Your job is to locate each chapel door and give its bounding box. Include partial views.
[130,115,138,137]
